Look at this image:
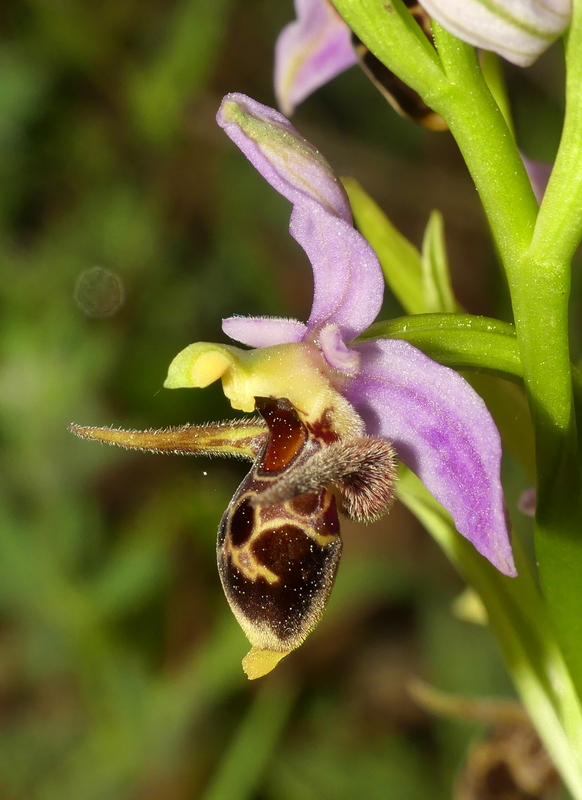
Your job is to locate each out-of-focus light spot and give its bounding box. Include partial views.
[75,266,125,318]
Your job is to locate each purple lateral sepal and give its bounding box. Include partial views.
[217,94,384,342]
[222,316,307,347]
[346,338,516,576]
[274,0,357,116]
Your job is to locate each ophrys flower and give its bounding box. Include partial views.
[71,93,516,679]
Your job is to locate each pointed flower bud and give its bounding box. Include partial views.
[219,93,351,221]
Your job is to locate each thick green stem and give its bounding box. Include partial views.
[334,0,582,691]
[520,0,582,687]
[429,27,538,261]
[424,25,582,691]
[531,1,582,268]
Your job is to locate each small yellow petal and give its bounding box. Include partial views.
[242,647,289,680]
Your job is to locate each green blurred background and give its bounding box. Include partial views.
[0,1,568,798]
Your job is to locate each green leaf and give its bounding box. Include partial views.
[421,211,458,313]
[359,313,521,379]
[345,181,458,317]
[201,681,297,800]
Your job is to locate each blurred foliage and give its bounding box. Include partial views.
[0,0,570,798]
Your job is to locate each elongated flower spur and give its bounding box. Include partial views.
[71,93,515,680]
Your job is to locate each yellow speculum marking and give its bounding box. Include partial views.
[229,545,279,584]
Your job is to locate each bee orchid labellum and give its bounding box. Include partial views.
[71,394,396,680]
[218,396,395,679]
[71,93,516,679]
[217,397,344,680]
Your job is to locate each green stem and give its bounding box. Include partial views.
[415,22,582,695]
[333,0,450,107]
[520,0,582,690]
[531,2,582,268]
[429,24,538,261]
[336,0,582,693]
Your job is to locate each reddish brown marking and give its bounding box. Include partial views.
[307,410,339,445]
[289,492,321,516]
[257,398,306,473]
[229,496,255,548]
[322,495,341,534]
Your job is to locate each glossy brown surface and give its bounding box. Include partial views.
[257,398,307,473]
[217,397,342,651]
[228,496,256,547]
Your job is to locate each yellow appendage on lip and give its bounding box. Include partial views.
[242,647,289,680]
[163,343,238,390]
[164,339,360,436]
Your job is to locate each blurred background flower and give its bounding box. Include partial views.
[0,0,574,798]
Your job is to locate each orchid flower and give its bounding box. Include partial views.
[418,0,571,67]
[71,94,515,680]
[275,0,572,119]
[274,0,446,128]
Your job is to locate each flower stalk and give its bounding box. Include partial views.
[324,0,582,787]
